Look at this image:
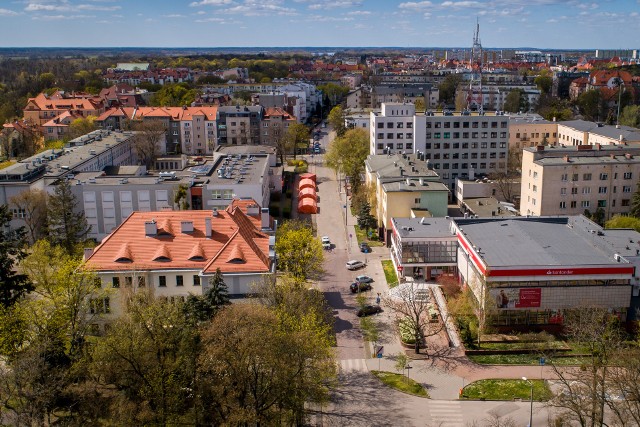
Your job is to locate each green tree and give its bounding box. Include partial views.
[577,89,603,122]
[184,268,231,323]
[151,82,197,107]
[274,219,324,283]
[534,70,553,95]
[504,89,528,113]
[90,291,199,426]
[0,205,33,308]
[68,116,97,140]
[47,179,90,256]
[536,94,574,121]
[173,184,189,210]
[327,105,346,136]
[631,184,640,218]
[9,189,48,244]
[356,201,377,234]
[284,122,309,161]
[606,215,640,231]
[325,127,369,193]
[317,82,349,106]
[439,74,463,106]
[619,105,640,128]
[414,97,425,112]
[198,303,335,425]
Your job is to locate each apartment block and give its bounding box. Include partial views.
[520,145,640,219]
[216,105,263,146]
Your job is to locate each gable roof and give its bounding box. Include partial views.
[86,201,272,274]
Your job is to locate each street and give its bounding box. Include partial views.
[306,125,554,426]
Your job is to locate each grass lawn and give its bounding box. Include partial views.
[462,379,552,401]
[468,353,588,365]
[353,224,384,247]
[371,371,429,398]
[381,260,398,288]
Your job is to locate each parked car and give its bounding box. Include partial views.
[359,242,371,253]
[321,236,331,250]
[357,305,382,317]
[350,282,372,293]
[346,260,366,270]
[355,275,373,283]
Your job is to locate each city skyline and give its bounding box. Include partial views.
[0,0,638,50]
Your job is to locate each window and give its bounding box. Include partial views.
[559,201,566,209]
[598,187,607,194]
[583,187,591,194]
[90,297,110,314]
[176,275,184,286]
[561,173,568,182]
[453,122,460,128]
[623,186,632,193]
[397,133,404,139]
[377,122,384,129]
[387,133,393,139]
[463,132,469,138]
[622,199,630,207]
[600,173,608,180]
[571,201,577,208]
[159,276,167,287]
[453,132,460,138]
[124,277,133,287]
[560,188,567,195]
[434,122,441,128]
[397,122,403,128]
[406,122,413,129]
[581,200,590,208]
[444,132,450,139]
[414,198,421,204]
[598,200,607,208]
[583,173,592,181]
[572,174,579,182]
[378,133,384,139]
[444,122,450,128]
[571,187,578,195]
[624,172,633,179]
[463,122,469,128]
[387,122,393,128]
[212,190,222,199]
[112,277,120,288]
[434,133,441,138]
[223,190,234,199]
[193,275,201,286]
[533,171,538,178]
[138,277,145,288]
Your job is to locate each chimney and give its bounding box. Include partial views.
[564,155,570,162]
[611,154,616,159]
[83,248,94,261]
[261,207,270,229]
[399,167,403,176]
[536,145,545,151]
[145,219,157,236]
[553,116,556,122]
[596,143,602,150]
[625,153,633,159]
[212,207,219,217]
[180,220,194,233]
[246,204,260,216]
[205,217,212,237]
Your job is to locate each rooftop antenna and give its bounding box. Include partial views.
[467,17,483,114]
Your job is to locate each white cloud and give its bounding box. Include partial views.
[308,14,354,21]
[25,3,68,11]
[0,8,19,16]
[196,10,206,14]
[189,0,233,6]
[546,18,558,23]
[398,1,433,10]
[346,10,370,15]
[308,1,361,9]
[440,1,482,8]
[76,4,121,10]
[32,13,95,20]
[164,14,186,18]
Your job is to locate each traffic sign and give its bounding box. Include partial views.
[376,345,384,358]
[539,357,545,366]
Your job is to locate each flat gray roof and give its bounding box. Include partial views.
[208,152,269,185]
[536,154,640,166]
[382,179,449,193]
[366,153,440,181]
[392,217,454,239]
[462,197,518,218]
[455,216,631,268]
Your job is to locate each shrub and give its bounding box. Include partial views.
[399,317,421,345]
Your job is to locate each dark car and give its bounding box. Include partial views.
[350,282,372,293]
[357,305,382,317]
[359,242,371,253]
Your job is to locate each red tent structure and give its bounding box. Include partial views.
[297,197,317,214]
[298,187,317,200]
[299,173,316,182]
[299,178,316,191]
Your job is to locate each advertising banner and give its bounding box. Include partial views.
[491,288,541,309]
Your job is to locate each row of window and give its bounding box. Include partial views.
[376,133,413,139]
[376,121,414,129]
[558,200,625,209]
[426,132,507,139]
[425,142,507,150]
[557,186,632,195]
[375,143,414,150]
[426,121,507,129]
[426,162,504,170]
[212,189,235,199]
[557,172,633,181]
[111,275,201,288]
[428,152,504,160]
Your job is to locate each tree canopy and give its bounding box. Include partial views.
[325,127,369,193]
[0,205,33,308]
[274,219,324,283]
[47,179,90,256]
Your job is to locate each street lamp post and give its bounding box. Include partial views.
[522,377,533,427]
[615,77,625,126]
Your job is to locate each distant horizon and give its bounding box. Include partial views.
[0,0,637,50]
[0,46,617,52]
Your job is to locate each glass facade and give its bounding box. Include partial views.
[400,241,457,264]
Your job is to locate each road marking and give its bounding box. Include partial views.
[338,358,368,374]
[428,401,464,427]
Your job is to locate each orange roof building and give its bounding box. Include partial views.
[86,199,275,317]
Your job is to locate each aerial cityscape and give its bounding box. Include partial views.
[0,0,640,426]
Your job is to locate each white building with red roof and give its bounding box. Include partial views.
[85,199,275,317]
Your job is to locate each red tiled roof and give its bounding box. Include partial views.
[86,202,271,274]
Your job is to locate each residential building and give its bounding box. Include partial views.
[520,144,640,219]
[1,120,40,158]
[84,199,276,319]
[455,178,521,207]
[370,103,510,191]
[345,111,370,130]
[42,110,83,141]
[260,107,295,146]
[365,152,449,244]
[23,91,104,134]
[216,105,263,146]
[508,115,558,152]
[557,120,640,146]
[454,216,639,325]
[389,217,458,281]
[456,84,541,112]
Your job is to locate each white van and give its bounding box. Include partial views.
[346,260,365,270]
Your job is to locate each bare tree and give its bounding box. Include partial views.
[545,307,625,427]
[606,348,640,426]
[130,120,166,169]
[9,189,48,243]
[384,284,445,354]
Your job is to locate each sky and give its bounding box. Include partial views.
[0,0,638,49]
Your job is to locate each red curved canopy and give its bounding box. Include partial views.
[298,187,317,200]
[299,178,316,191]
[297,197,317,214]
[299,173,316,182]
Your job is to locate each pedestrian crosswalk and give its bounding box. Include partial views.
[428,400,464,427]
[337,358,368,374]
